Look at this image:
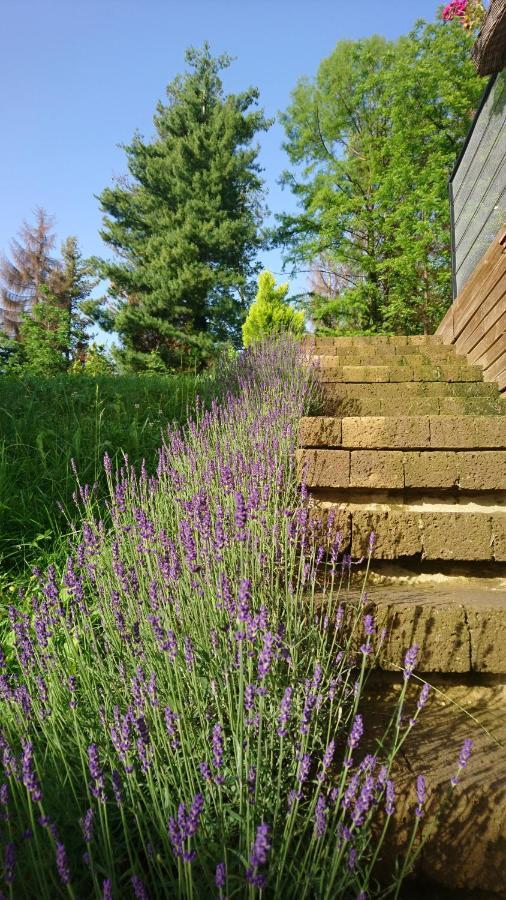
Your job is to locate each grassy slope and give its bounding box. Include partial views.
[0,374,209,575]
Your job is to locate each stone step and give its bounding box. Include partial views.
[313,352,462,367]
[309,502,506,561]
[297,448,506,490]
[300,415,506,449]
[316,361,483,382]
[303,335,445,352]
[317,396,506,416]
[340,583,506,672]
[319,381,495,399]
[362,673,506,893]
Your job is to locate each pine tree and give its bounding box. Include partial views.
[96,44,271,371]
[48,236,96,363]
[242,271,305,347]
[0,208,58,337]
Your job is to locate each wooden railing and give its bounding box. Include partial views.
[437,226,506,392]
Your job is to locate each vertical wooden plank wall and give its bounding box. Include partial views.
[436,226,506,392]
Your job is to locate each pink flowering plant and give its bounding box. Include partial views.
[0,339,471,897]
[442,0,486,30]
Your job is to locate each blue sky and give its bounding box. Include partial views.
[0,0,443,333]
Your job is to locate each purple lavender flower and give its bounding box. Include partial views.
[348,714,364,753]
[363,614,375,636]
[4,842,15,885]
[21,739,42,803]
[68,676,77,709]
[297,753,311,786]
[368,531,376,552]
[215,861,226,893]
[403,645,419,679]
[87,744,106,802]
[257,631,274,681]
[131,875,149,900]
[246,823,271,888]
[168,794,204,863]
[351,775,375,826]
[245,683,256,712]
[199,761,212,782]
[80,808,94,843]
[55,842,71,885]
[277,686,293,737]
[212,723,225,784]
[415,774,426,817]
[164,707,180,750]
[348,847,357,871]
[385,780,395,816]
[102,878,113,900]
[417,682,430,710]
[234,492,248,540]
[314,794,327,838]
[184,636,195,671]
[318,739,335,782]
[237,579,252,622]
[451,738,473,785]
[247,766,256,803]
[111,770,124,806]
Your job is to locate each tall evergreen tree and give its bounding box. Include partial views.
[0,208,58,337]
[96,44,271,372]
[279,18,484,334]
[48,236,96,363]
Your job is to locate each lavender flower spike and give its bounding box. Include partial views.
[21,739,42,803]
[277,686,293,737]
[348,714,364,752]
[246,822,271,888]
[451,738,473,786]
[415,774,426,818]
[403,644,419,679]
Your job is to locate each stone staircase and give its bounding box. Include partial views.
[298,334,506,567]
[297,334,506,895]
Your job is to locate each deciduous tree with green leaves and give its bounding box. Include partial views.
[96,44,271,372]
[279,17,484,334]
[242,270,305,347]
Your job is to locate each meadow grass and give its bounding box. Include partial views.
[0,373,211,576]
[0,340,472,898]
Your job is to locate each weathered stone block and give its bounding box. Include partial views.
[298,417,342,448]
[349,506,422,558]
[404,451,459,488]
[429,415,506,448]
[341,416,430,448]
[458,451,506,490]
[420,512,493,560]
[349,451,404,488]
[296,449,350,487]
[492,514,506,561]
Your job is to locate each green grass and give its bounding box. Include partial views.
[0,373,210,575]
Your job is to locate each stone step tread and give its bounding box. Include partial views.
[318,398,506,416]
[302,335,444,349]
[338,584,506,673]
[316,362,483,382]
[312,353,463,366]
[297,447,506,490]
[320,381,497,397]
[309,503,506,561]
[317,366,483,384]
[300,415,506,449]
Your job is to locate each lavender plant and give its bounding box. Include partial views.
[0,339,468,898]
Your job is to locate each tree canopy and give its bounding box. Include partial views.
[278,18,485,334]
[242,270,305,347]
[96,43,271,372]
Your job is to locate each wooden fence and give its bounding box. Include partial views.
[436,226,506,392]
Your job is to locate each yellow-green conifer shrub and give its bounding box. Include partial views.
[242,270,305,348]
